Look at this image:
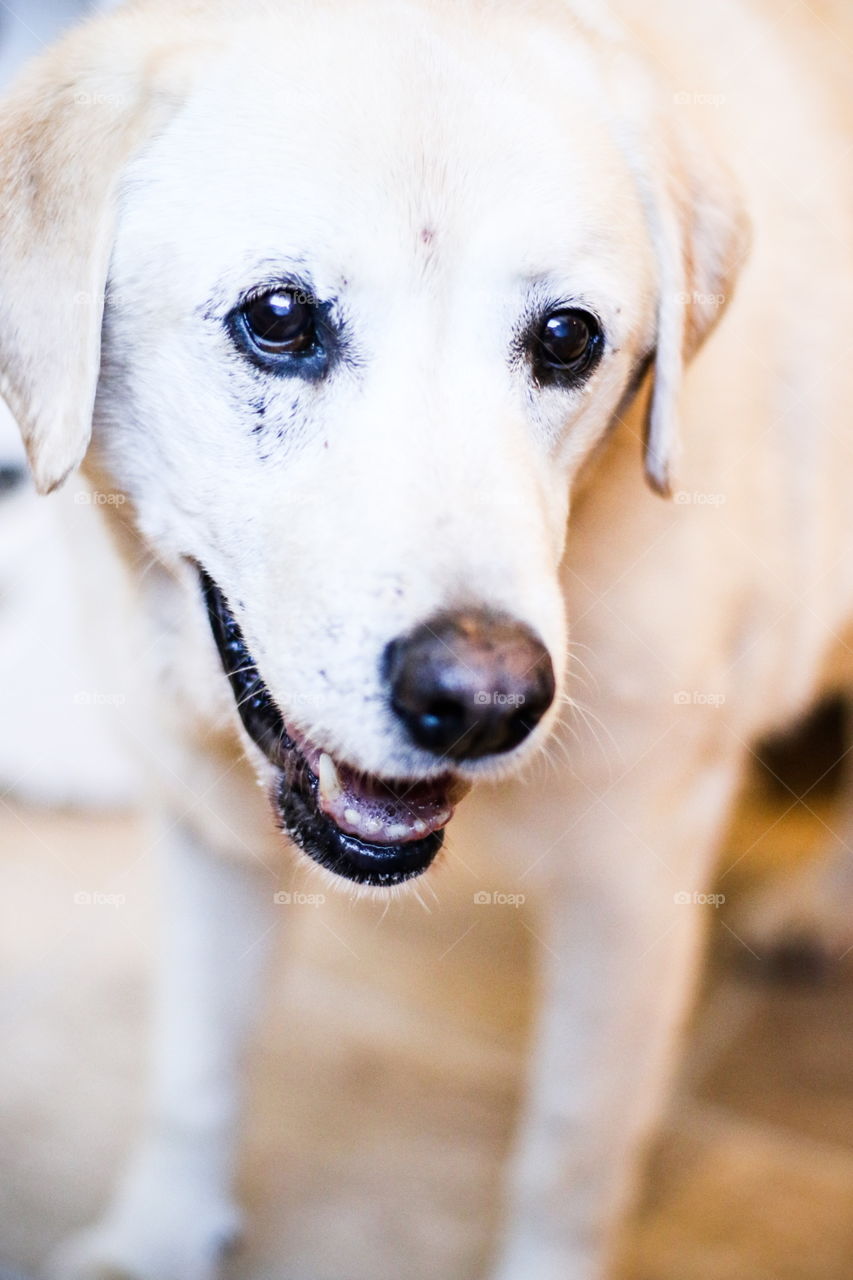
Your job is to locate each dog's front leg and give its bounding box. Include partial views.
[50,817,276,1280]
[490,741,741,1280]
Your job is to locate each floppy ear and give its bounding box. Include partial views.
[632,116,751,497]
[0,16,192,493]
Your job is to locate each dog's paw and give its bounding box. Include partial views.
[46,1198,241,1280]
[732,857,853,981]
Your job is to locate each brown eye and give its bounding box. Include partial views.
[533,308,602,383]
[241,289,316,355]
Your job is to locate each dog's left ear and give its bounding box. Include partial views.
[0,16,192,494]
[633,114,751,497]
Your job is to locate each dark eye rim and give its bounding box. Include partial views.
[227,282,335,379]
[529,306,605,388]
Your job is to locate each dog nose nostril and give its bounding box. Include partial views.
[385,610,556,762]
[421,698,466,736]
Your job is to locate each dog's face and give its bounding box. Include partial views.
[0,1,748,885]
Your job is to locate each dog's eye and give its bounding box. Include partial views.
[240,290,316,355]
[532,309,602,384]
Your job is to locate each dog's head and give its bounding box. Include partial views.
[0,0,749,885]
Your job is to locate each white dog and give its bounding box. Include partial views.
[1,1,852,1277]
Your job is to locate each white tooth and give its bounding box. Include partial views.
[318,753,343,804]
[344,807,362,828]
[364,818,382,835]
[387,823,413,842]
[436,809,452,826]
[413,819,428,836]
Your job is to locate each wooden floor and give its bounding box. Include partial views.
[0,772,850,1280]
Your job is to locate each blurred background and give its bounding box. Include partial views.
[0,4,850,1280]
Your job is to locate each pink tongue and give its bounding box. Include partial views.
[318,762,455,846]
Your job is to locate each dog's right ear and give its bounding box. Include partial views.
[637,118,750,498]
[604,47,751,498]
[0,16,193,493]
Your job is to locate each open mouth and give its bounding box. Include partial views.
[200,569,467,886]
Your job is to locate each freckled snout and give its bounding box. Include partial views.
[384,609,556,762]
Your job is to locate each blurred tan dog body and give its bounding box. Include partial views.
[1,2,852,1278]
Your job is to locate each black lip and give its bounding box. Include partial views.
[199,568,443,886]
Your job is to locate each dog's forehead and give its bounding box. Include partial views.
[121,4,645,300]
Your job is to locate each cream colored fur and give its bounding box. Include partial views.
[0,2,851,1278]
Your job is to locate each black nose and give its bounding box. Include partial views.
[384,609,556,762]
